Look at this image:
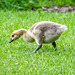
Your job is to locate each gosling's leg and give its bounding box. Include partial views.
[33,30,43,53]
[35,45,42,53]
[52,42,57,51]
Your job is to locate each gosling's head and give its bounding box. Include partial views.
[9,29,26,43]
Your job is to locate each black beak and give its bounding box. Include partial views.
[9,38,13,43]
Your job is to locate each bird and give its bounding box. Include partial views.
[9,21,67,52]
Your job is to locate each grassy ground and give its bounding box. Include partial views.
[0,0,75,10]
[0,10,75,75]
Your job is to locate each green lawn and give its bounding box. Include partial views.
[0,0,75,10]
[0,10,75,75]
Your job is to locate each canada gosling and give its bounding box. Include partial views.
[9,21,67,52]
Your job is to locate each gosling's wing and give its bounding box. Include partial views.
[29,21,67,34]
[33,21,61,32]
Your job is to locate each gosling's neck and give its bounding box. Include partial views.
[18,29,27,35]
[17,29,34,42]
[23,30,35,43]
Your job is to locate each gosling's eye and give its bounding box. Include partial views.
[12,35,14,37]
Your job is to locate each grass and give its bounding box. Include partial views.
[0,10,75,75]
[0,0,75,10]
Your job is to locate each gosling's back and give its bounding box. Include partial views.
[29,21,66,33]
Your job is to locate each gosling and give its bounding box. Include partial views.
[9,21,67,52]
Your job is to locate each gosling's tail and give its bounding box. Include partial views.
[57,25,67,33]
[60,25,67,31]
